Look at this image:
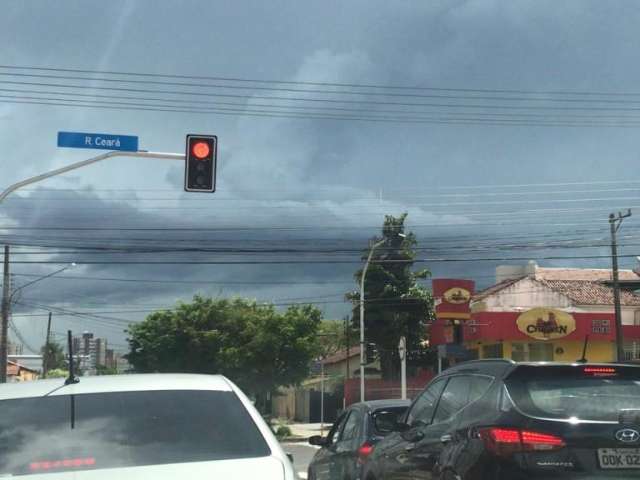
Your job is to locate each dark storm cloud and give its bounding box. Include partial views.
[3,0,640,350]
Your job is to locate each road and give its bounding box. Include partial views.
[281,442,319,479]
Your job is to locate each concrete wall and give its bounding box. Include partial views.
[475,277,571,312]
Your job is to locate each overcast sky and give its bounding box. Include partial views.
[2,0,640,354]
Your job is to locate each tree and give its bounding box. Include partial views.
[46,368,68,379]
[41,341,66,372]
[95,365,118,375]
[316,318,358,359]
[125,296,322,409]
[347,213,434,379]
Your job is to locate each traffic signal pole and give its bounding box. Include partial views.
[0,150,184,203]
[0,150,184,382]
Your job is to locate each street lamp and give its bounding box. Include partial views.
[9,263,76,304]
[0,262,75,383]
[359,233,405,402]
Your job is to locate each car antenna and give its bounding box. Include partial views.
[65,330,79,385]
[576,335,589,363]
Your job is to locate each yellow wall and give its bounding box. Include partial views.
[469,340,615,362]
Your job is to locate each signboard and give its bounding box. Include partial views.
[444,287,471,304]
[57,131,138,152]
[433,279,475,320]
[516,308,576,340]
[592,319,611,335]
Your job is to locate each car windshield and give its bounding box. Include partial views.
[506,366,640,422]
[0,390,270,476]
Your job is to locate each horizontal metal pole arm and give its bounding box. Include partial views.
[0,150,184,203]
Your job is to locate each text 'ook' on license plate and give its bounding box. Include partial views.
[598,448,640,469]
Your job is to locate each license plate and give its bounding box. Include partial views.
[598,448,640,469]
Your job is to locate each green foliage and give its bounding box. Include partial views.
[126,296,322,402]
[46,368,69,379]
[316,318,358,359]
[347,213,435,379]
[275,425,292,439]
[95,365,118,375]
[41,341,66,371]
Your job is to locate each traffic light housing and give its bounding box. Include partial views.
[366,342,377,364]
[185,134,217,192]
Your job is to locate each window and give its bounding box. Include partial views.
[327,412,349,445]
[529,343,554,361]
[511,343,554,361]
[433,376,471,424]
[0,390,270,476]
[468,376,494,405]
[406,379,446,427]
[482,343,503,359]
[511,343,526,362]
[506,365,640,422]
[340,410,361,442]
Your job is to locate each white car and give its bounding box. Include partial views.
[0,373,297,479]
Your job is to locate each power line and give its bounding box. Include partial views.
[6,78,640,113]
[7,253,640,265]
[5,95,640,127]
[4,69,640,104]
[4,64,640,97]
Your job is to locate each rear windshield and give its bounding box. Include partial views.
[0,389,270,476]
[506,365,640,422]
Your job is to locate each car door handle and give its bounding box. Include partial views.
[440,434,453,444]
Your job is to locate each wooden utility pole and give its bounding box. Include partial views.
[42,312,52,378]
[610,210,632,362]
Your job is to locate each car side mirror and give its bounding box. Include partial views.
[309,435,328,446]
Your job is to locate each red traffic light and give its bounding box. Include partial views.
[191,141,211,159]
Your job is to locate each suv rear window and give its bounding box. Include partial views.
[0,390,270,476]
[505,365,640,422]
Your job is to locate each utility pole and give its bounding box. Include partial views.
[344,317,350,409]
[1,246,9,383]
[399,336,407,400]
[610,210,632,362]
[42,312,52,379]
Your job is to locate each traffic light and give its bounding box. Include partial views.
[366,342,377,364]
[185,134,217,192]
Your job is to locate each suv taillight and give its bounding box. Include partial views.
[357,442,374,464]
[479,427,565,457]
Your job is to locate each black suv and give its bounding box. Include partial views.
[363,360,640,479]
[307,399,410,480]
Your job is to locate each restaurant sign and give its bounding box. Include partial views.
[516,308,576,340]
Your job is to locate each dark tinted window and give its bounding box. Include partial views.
[327,412,348,445]
[340,410,361,442]
[371,407,409,436]
[0,390,270,476]
[433,376,470,424]
[468,376,493,405]
[406,378,446,426]
[506,365,640,422]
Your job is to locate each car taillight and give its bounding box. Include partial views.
[479,427,565,457]
[357,442,374,464]
[583,367,618,377]
[30,457,96,471]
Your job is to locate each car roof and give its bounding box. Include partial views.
[0,373,233,400]
[442,360,640,379]
[350,399,412,412]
